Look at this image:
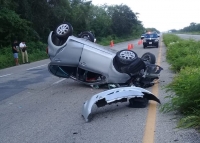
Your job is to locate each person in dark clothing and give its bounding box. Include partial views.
[12,40,20,66]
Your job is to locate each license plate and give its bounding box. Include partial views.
[149,42,152,44]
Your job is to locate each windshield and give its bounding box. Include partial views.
[145,34,158,38]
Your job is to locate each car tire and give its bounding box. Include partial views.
[141,52,156,64]
[156,44,159,48]
[116,50,138,65]
[54,22,73,39]
[78,31,95,42]
[143,45,146,49]
[129,97,149,108]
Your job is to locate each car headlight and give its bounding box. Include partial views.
[154,39,159,42]
[143,39,146,42]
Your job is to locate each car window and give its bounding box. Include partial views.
[145,34,157,38]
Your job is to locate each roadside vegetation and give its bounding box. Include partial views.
[161,33,200,131]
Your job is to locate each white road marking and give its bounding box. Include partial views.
[52,78,66,85]
[26,64,47,70]
[0,74,12,78]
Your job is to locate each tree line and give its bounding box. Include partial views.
[179,22,200,33]
[169,22,200,33]
[0,0,147,48]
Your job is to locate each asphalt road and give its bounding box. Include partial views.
[176,34,200,41]
[0,36,200,143]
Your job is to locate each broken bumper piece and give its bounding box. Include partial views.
[82,86,161,122]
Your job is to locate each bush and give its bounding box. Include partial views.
[165,36,200,72]
[0,47,14,69]
[177,109,200,132]
[161,67,200,131]
[169,54,200,71]
[163,34,181,47]
[161,67,200,113]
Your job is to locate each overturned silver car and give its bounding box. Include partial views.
[47,22,163,88]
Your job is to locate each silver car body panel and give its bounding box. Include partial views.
[47,31,130,84]
[82,86,160,122]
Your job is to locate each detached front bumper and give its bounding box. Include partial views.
[82,86,161,122]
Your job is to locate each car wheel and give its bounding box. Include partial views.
[141,52,156,64]
[54,22,73,39]
[143,45,146,49]
[129,97,149,108]
[156,44,159,48]
[116,50,138,65]
[78,31,95,42]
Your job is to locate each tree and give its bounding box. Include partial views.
[190,22,196,26]
[0,0,145,47]
[87,5,112,37]
[0,7,32,47]
[179,22,200,33]
[146,28,160,33]
[111,4,138,36]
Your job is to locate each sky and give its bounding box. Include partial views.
[91,0,200,32]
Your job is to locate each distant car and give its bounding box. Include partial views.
[140,34,145,39]
[143,32,159,48]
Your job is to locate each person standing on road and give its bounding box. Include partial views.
[12,40,20,66]
[19,41,29,64]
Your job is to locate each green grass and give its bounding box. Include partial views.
[165,39,200,72]
[161,67,200,113]
[161,33,200,131]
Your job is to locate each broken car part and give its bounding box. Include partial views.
[82,86,160,122]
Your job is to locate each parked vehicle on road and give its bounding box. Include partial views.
[142,32,160,48]
[47,22,163,88]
